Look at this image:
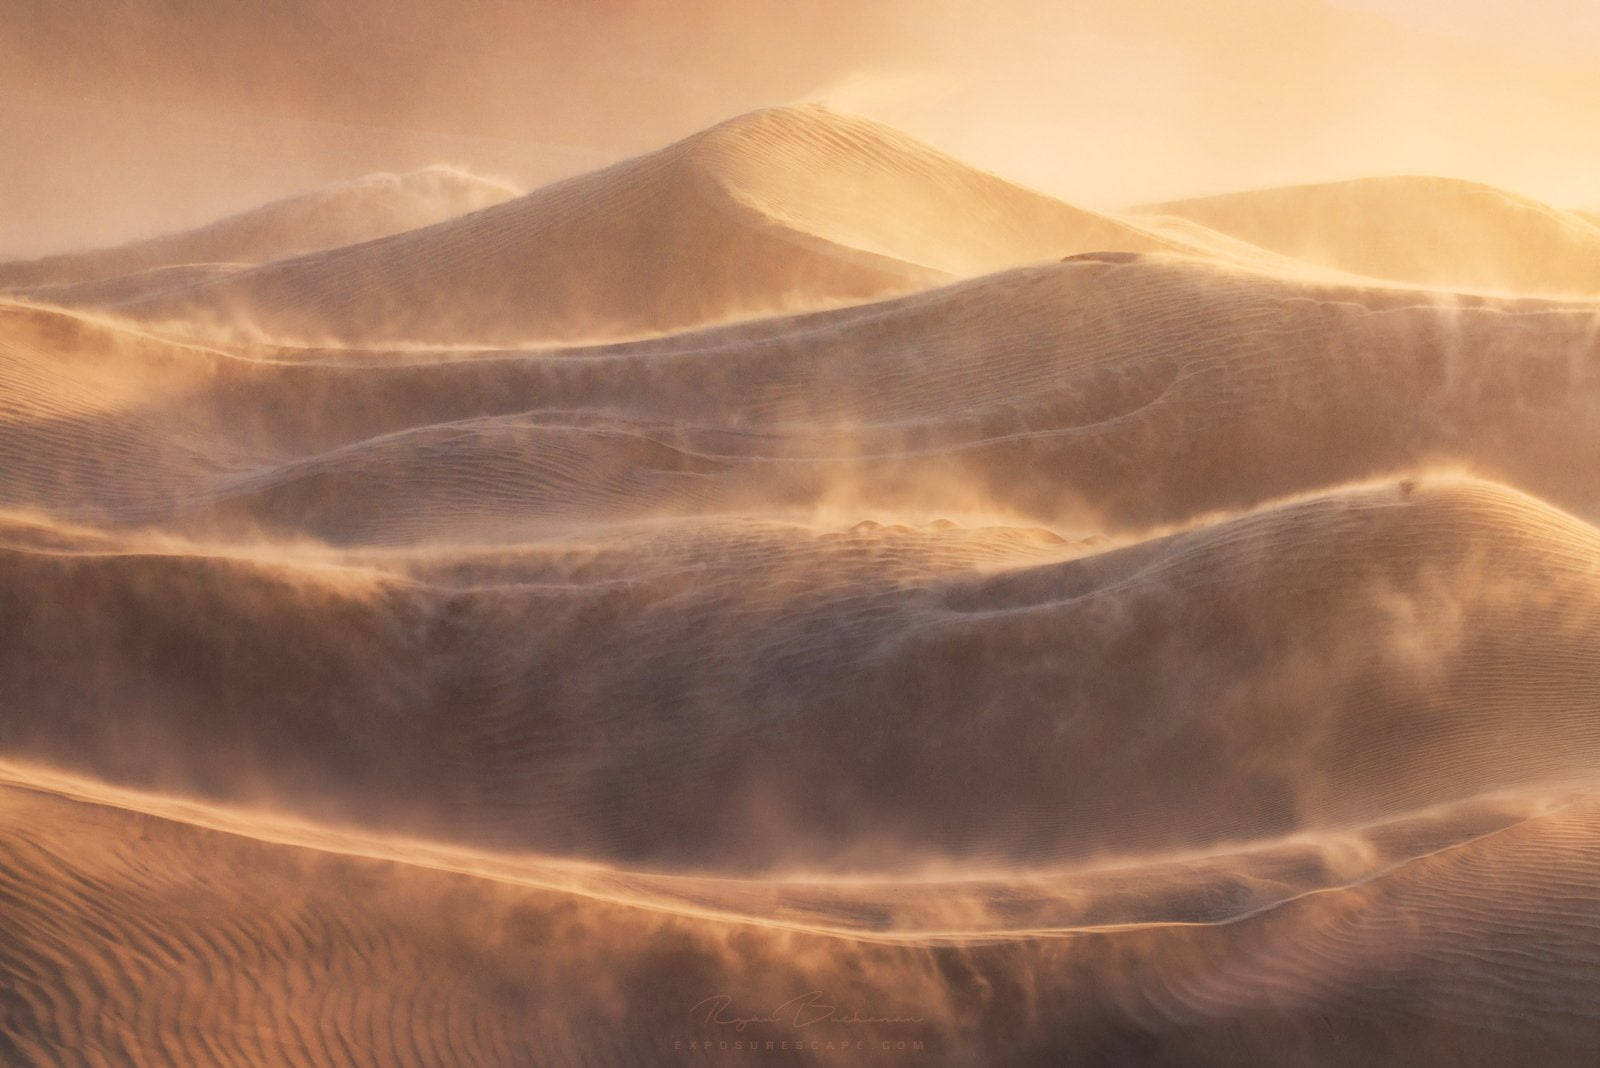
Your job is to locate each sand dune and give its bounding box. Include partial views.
[16,262,255,310]
[1141,176,1600,297]
[5,99,1600,1064]
[1,763,1598,1065]
[3,253,1595,539]
[5,476,1600,873]
[0,167,519,295]
[73,106,1244,345]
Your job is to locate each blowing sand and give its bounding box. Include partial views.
[2,103,1599,1065]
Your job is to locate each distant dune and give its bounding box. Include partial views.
[0,166,520,293]
[3,254,1595,539]
[85,106,1238,345]
[1141,176,1600,297]
[5,102,1600,1064]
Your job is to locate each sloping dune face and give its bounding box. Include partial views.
[5,106,1600,1065]
[5,478,1600,873]
[0,167,520,295]
[1141,176,1600,297]
[87,106,1212,345]
[1,256,1595,536]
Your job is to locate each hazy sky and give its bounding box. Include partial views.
[3,0,1597,258]
[838,0,1600,212]
[1335,0,1600,54]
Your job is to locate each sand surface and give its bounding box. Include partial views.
[1140,177,1600,297]
[2,106,1599,1064]
[0,167,520,295]
[28,107,1277,346]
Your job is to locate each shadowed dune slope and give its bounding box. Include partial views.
[99,106,1221,344]
[1141,176,1600,297]
[2,762,1600,1064]
[0,167,520,294]
[2,255,1596,539]
[4,478,1600,871]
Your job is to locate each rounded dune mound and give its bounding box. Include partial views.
[678,104,1194,279]
[0,166,521,293]
[2,764,1599,1065]
[19,262,254,310]
[103,105,1217,345]
[5,478,1600,874]
[1140,176,1600,297]
[4,252,1596,540]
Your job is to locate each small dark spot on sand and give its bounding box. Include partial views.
[1061,251,1143,265]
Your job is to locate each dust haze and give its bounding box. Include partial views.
[3,1,1600,1065]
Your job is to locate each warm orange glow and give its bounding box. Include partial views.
[3,3,1599,1063]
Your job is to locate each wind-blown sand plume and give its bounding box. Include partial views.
[6,94,1600,1062]
[1140,176,1600,297]
[4,254,1597,538]
[1,765,1599,1065]
[0,167,520,294]
[85,106,1230,345]
[5,477,1600,872]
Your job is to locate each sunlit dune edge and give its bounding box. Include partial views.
[0,755,1592,939]
[1139,175,1600,298]
[0,166,520,295]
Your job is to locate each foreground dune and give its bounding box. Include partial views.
[66,106,1247,345]
[1140,176,1600,297]
[0,167,519,295]
[2,764,1598,1065]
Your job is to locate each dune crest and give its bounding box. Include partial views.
[4,475,1600,876]
[72,105,1258,345]
[3,252,1596,539]
[1141,176,1600,297]
[0,166,520,295]
[3,759,1600,1064]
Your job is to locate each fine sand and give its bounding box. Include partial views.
[0,167,520,295]
[1140,176,1600,297]
[17,106,1264,346]
[2,107,1599,1065]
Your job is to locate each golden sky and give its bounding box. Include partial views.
[3,0,1596,257]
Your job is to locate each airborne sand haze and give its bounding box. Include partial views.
[4,3,1600,1065]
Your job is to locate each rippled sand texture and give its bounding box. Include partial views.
[2,106,1599,1065]
[21,107,1279,347]
[1140,177,1600,298]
